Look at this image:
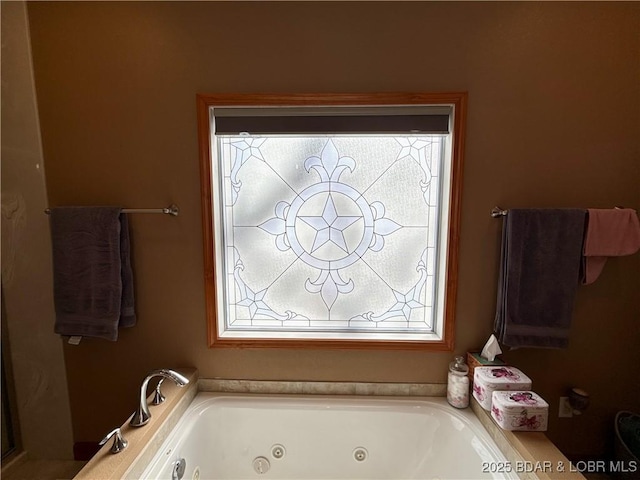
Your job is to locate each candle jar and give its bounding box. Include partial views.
[447,355,470,408]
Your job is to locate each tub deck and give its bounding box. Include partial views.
[72,374,585,480]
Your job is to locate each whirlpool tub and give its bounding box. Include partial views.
[140,393,518,479]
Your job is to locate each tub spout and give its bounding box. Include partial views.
[130,369,189,427]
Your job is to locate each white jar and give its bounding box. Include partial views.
[447,355,469,408]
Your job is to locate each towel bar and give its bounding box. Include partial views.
[45,204,179,216]
[492,206,628,218]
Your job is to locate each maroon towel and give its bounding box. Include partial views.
[582,209,640,285]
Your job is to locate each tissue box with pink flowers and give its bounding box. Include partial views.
[472,366,531,410]
[490,391,549,431]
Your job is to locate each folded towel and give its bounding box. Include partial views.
[581,208,640,285]
[494,209,586,348]
[50,207,136,340]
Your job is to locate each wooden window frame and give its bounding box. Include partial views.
[197,92,467,350]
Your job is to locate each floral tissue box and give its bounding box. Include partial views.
[472,366,532,410]
[490,391,549,432]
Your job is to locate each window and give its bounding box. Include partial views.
[198,93,466,349]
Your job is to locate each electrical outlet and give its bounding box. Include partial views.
[559,396,573,417]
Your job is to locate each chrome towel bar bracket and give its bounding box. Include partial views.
[491,206,508,217]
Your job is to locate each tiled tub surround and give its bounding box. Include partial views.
[74,373,584,480]
[198,378,447,397]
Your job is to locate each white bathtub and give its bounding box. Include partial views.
[140,393,518,480]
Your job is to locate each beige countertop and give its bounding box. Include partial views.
[471,397,586,480]
[73,368,198,480]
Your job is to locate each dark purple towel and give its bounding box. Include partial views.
[494,209,586,348]
[50,207,136,341]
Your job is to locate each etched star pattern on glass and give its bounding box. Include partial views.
[216,135,444,336]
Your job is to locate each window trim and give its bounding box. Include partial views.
[197,92,467,350]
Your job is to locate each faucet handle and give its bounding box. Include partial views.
[151,378,166,405]
[99,427,128,454]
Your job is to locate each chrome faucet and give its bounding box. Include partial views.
[99,427,128,454]
[130,369,189,427]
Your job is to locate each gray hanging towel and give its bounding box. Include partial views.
[494,209,586,348]
[50,207,136,341]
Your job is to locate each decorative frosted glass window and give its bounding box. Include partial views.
[198,94,466,349]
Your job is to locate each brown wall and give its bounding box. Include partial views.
[27,1,639,458]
